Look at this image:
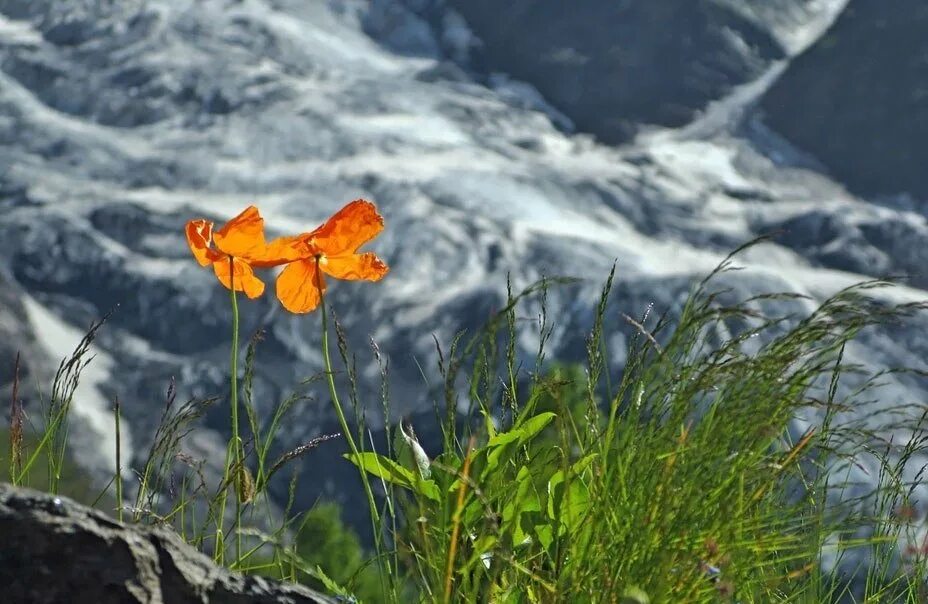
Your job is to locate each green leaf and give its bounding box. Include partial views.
[534,523,554,553]
[344,452,440,501]
[489,412,556,448]
[620,587,651,604]
[345,452,415,485]
[310,564,353,598]
[570,452,599,475]
[547,468,590,532]
[415,480,441,502]
[502,466,543,544]
[467,533,498,572]
[481,408,498,439]
[483,412,556,477]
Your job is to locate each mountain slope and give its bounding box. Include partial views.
[0,0,926,526]
[439,0,847,142]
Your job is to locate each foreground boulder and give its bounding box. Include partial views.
[0,484,336,604]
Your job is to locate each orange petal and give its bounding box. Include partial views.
[307,199,384,256]
[213,206,268,259]
[323,252,389,281]
[212,257,266,299]
[185,219,221,267]
[251,234,312,268]
[276,258,326,314]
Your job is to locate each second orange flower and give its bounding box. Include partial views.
[271,200,390,313]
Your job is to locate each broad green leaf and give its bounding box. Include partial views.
[534,523,554,553]
[547,468,590,532]
[502,466,542,545]
[487,412,556,449]
[344,452,440,501]
[345,452,415,485]
[483,412,556,476]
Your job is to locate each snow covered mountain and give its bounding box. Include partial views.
[1,0,927,523]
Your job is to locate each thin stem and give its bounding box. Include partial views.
[229,257,243,565]
[444,437,475,604]
[317,259,394,599]
[215,256,243,565]
[115,397,123,523]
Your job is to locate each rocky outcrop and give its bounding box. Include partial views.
[760,0,928,198]
[442,0,793,142]
[363,0,849,143]
[0,484,336,604]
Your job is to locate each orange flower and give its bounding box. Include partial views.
[272,199,389,313]
[185,206,299,298]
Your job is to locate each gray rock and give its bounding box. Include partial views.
[759,0,928,197]
[0,483,336,604]
[757,208,928,288]
[363,0,442,57]
[443,0,789,142]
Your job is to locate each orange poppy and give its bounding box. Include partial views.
[272,199,390,313]
[185,205,299,298]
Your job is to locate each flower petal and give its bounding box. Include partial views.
[276,258,326,314]
[185,219,221,267]
[212,257,266,299]
[323,252,389,281]
[251,234,312,268]
[213,206,268,259]
[307,199,384,256]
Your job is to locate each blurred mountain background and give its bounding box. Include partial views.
[2,0,927,531]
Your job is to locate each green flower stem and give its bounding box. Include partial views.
[215,256,244,566]
[115,397,123,523]
[317,260,394,598]
[229,258,243,565]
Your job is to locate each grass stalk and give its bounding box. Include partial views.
[444,436,475,603]
[9,352,23,485]
[114,397,123,523]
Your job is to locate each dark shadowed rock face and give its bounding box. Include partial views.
[443,0,786,142]
[760,0,928,198]
[0,484,335,604]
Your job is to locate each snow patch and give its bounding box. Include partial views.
[22,296,133,479]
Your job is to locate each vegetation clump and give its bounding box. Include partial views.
[6,204,928,602]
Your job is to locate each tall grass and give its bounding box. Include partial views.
[345,256,928,602]
[5,249,928,602]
